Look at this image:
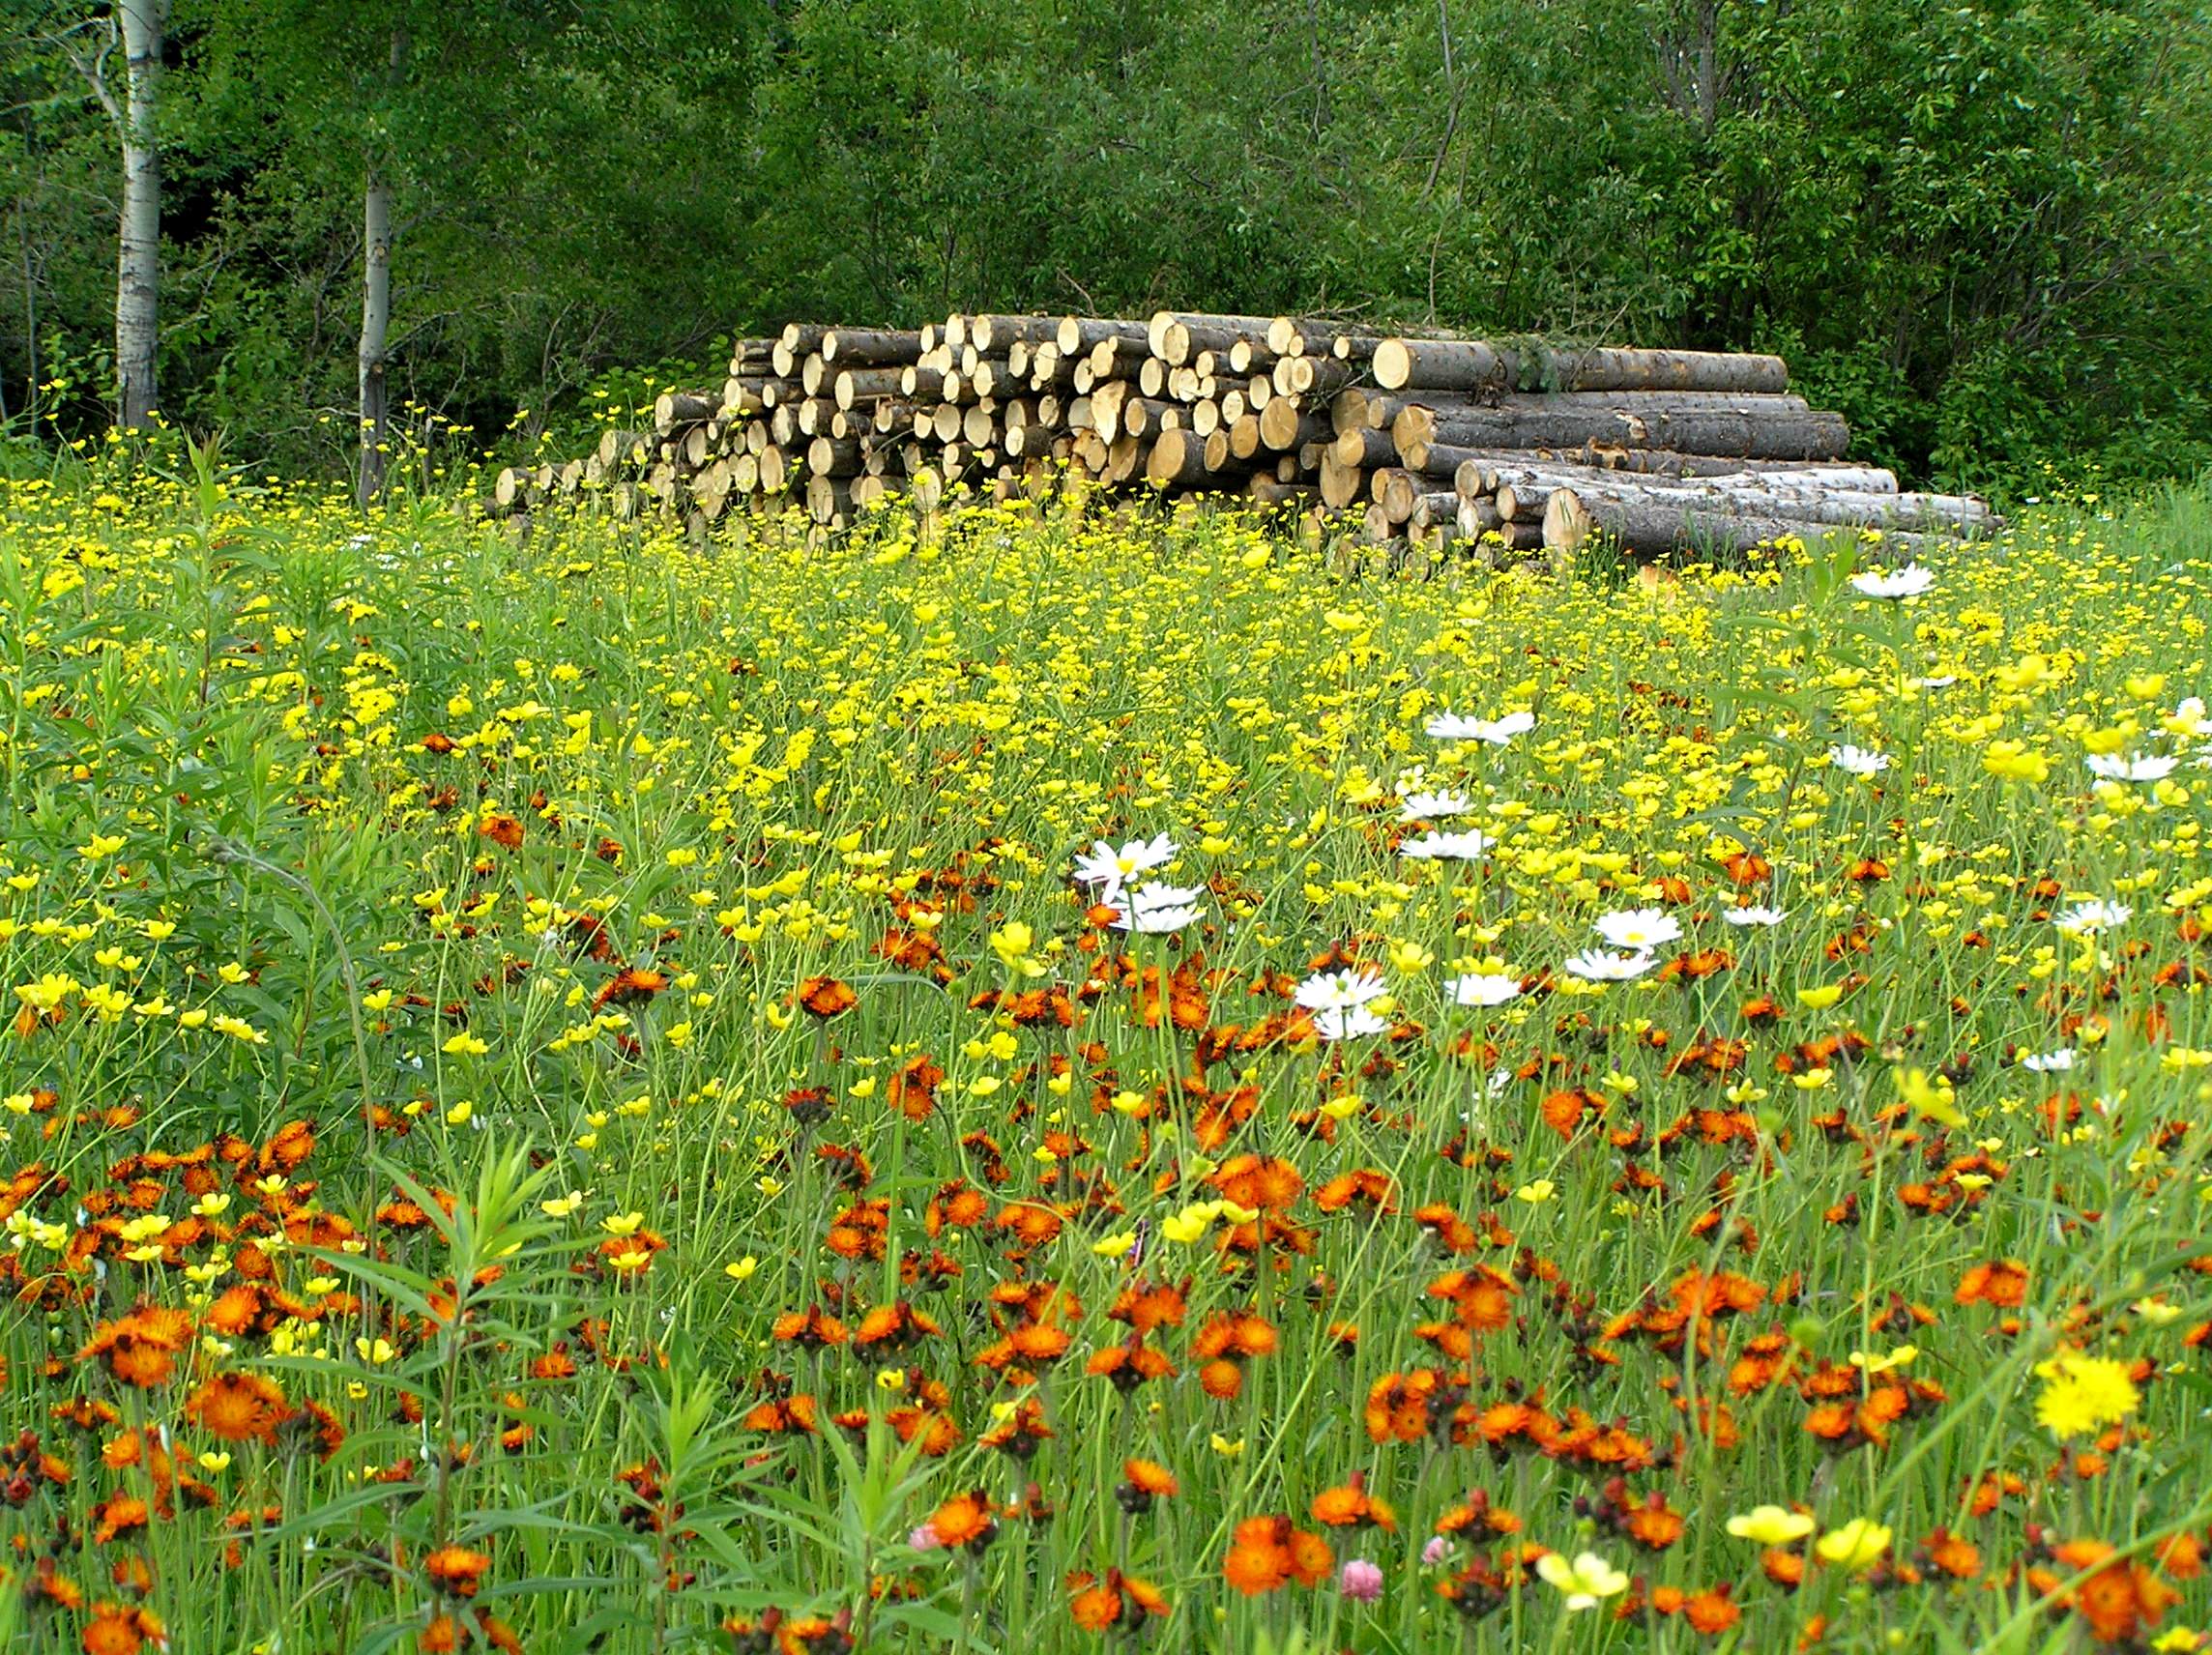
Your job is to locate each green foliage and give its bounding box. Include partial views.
[3,0,2209,491]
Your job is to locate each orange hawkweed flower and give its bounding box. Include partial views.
[80,1603,165,1655]
[797,975,858,1018]
[593,967,668,1009]
[1069,1568,1169,1632]
[1223,1515,1331,1595]
[1116,1458,1178,1514]
[1954,1259,2029,1308]
[423,1545,492,1598]
[926,1490,999,1552]
[1311,1471,1397,1531]
[79,1304,193,1387]
[184,1372,294,1444]
[886,1054,944,1122]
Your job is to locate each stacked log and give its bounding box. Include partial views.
[489,313,1995,557]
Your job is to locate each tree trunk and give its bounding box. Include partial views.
[1396,407,1848,468]
[357,167,393,503]
[357,26,406,506]
[114,0,167,431]
[1543,485,1942,560]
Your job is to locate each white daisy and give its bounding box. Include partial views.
[1445,973,1523,1007]
[1827,744,1891,777]
[1909,674,1959,690]
[2052,900,2132,937]
[1399,789,1473,822]
[2084,752,2178,783]
[1295,967,1389,1012]
[2020,1048,2076,1073]
[1110,882,1206,934]
[1072,832,1177,899]
[1560,948,1658,982]
[1313,1003,1391,1042]
[1426,710,1535,745]
[1593,908,1681,951]
[1399,829,1495,861]
[1849,564,1936,599]
[1719,905,1788,927]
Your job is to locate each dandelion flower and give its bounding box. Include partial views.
[2033,1350,2140,1440]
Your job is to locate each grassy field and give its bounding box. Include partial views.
[3,451,2211,1655]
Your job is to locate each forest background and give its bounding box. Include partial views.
[6,0,2209,496]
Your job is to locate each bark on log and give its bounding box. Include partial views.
[1372,338,1509,393]
[1058,316,1150,355]
[1330,426,1400,469]
[822,328,923,365]
[1543,486,1941,560]
[1146,430,1210,487]
[1506,344,1789,394]
[1396,408,1849,467]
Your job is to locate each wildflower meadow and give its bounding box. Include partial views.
[4,450,2212,1655]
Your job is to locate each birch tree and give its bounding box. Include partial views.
[51,0,169,429]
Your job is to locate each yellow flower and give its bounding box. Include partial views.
[1982,740,2051,783]
[1727,1505,1815,1546]
[1091,1231,1137,1259]
[724,1256,759,1281]
[1160,1204,1215,1244]
[601,1210,645,1236]
[442,1031,488,1056]
[541,1191,584,1218]
[1848,1345,1918,1376]
[1896,1067,1964,1127]
[354,1337,396,1365]
[1535,1551,1630,1611]
[445,1100,474,1125]
[1816,1518,1892,1572]
[1208,1433,1244,1458]
[1794,983,1843,1011]
[1514,1178,1557,1205]
[2033,1349,2140,1439]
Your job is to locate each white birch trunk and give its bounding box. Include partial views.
[358,171,393,503]
[115,0,167,430]
[357,26,406,506]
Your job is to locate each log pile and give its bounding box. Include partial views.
[489,314,1996,559]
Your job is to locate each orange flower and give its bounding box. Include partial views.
[1116,1458,1178,1513]
[424,1545,492,1598]
[1222,1515,1331,1595]
[1954,1259,2029,1308]
[926,1490,999,1552]
[1069,1568,1169,1633]
[797,975,858,1018]
[886,1054,944,1122]
[79,1305,193,1388]
[80,1603,164,1655]
[184,1372,294,1444]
